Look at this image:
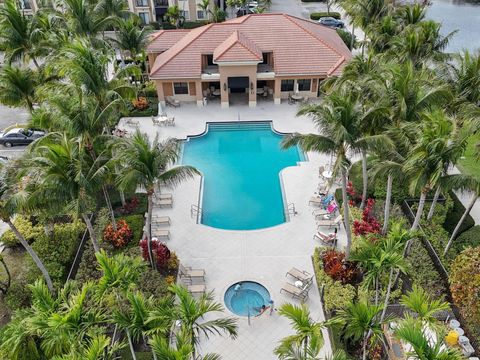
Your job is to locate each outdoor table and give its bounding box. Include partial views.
[212,89,221,96]
[257,88,265,95]
[291,94,303,101]
[322,170,333,179]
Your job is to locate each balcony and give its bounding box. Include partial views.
[257,63,274,79]
[201,65,220,80]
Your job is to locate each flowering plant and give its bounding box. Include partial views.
[352,198,381,236]
[118,197,139,215]
[132,97,148,110]
[321,249,359,285]
[139,238,171,269]
[103,219,133,248]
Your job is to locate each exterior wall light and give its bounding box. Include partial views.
[223,82,227,91]
[250,82,254,90]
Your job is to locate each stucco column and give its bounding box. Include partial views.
[196,81,204,107]
[220,72,229,108]
[274,79,281,105]
[155,80,166,107]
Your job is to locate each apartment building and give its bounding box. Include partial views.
[2,0,224,24]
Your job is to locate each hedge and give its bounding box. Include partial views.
[310,12,341,20]
[443,190,475,236]
[451,225,480,257]
[119,214,144,247]
[0,216,43,247]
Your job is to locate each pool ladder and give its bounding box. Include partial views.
[287,203,297,216]
[191,204,202,223]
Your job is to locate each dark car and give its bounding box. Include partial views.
[318,17,344,28]
[0,128,45,147]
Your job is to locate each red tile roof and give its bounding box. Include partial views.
[214,30,263,62]
[148,13,351,79]
[147,29,191,53]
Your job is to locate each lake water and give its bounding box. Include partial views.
[427,0,480,52]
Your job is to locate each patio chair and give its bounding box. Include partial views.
[125,118,139,127]
[154,230,170,240]
[312,202,338,219]
[166,116,175,126]
[286,268,313,284]
[280,282,309,301]
[150,215,171,225]
[313,230,337,247]
[179,263,206,281]
[151,116,164,126]
[153,197,173,207]
[317,215,342,229]
[166,96,180,108]
[187,284,206,295]
[154,193,172,200]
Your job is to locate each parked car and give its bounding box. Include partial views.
[0,128,46,147]
[318,17,344,28]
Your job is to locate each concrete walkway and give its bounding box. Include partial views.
[119,101,345,359]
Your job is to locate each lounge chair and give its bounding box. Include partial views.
[179,263,205,281]
[187,284,206,295]
[154,193,172,200]
[166,96,180,108]
[153,198,173,207]
[313,231,337,247]
[151,215,171,225]
[286,268,313,284]
[312,202,338,219]
[154,230,170,240]
[317,215,342,229]
[309,194,333,207]
[280,282,309,301]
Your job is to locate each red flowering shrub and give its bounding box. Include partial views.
[352,198,381,236]
[103,219,133,248]
[139,238,171,270]
[347,181,363,206]
[321,249,359,285]
[118,197,139,215]
[132,97,148,110]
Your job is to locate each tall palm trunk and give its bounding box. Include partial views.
[126,329,137,360]
[427,185,441,221]
[350,24,356,50]
[0,256,11,294]
[411,190,427,231]
[374,276,379,306]
[82,213,100,253]
[6,219,54,292]
[360,150,368,209]
[382,174,393,235]
[146,191,155,269]
[379,267,394,323]
[102,185,117,231]
[444,193,478,255]
[362,330,368,360]
[341,168,352,258]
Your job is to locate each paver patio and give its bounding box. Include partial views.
[119,101,348,359]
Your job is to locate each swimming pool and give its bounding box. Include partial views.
[182,122,304,230]
[224,281,271,317]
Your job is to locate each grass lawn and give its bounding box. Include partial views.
[457,133,480,180]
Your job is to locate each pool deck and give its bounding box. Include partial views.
[119,102,348,359]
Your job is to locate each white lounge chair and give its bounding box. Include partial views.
[153,198,173,207]
[286,268,313,284]
[155,230,170,240]
[150,215,171,225]
[280,282,309,301]
[179,263,205,281]
[317,215,342,229]
[313,231,337,247]
[166,96,180,108]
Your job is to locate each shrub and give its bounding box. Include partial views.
[451,226,480,257]
[336,28,357,50]
[103,220,133,248]
[450,247,480,339]
[139,239,171,270]
[310,12,341,20]
[4,277,31,310]
[167,251,179,271]
[321,249,360,285]
[132,97,149,110]
[0,216,43,247]
[137,266,170,298]
[117,197,140,215]
[406,240,447,300]
[126,97,158,117]
[120,215,144,245]
[443,191,475,236]
[313,247,356,313]
[352,199,381,236]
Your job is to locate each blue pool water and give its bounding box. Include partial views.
[182,122,303,230]
[224,281,271,317]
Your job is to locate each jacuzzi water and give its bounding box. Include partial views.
[224,281,271,317]
[182,121,304,230]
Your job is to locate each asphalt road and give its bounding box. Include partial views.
[0,104,30,156]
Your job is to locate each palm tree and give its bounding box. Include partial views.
[94,0,130,21]
[400,285,450,327]
[149,285,238,359]
[282,90,391,258]
[274,303,323,360]
[150,332,221,360]
[0,65,37,113]
[111,17,151,61]
[166,5,182,28]
[0,254,11,295]
[198,0,211,21]
[29,134,109,253]
[0,0,44,68]
[440,174,480,255]
[331,300,386,360]
[113,131,198,268]
[0,163,54,291]
[63,0,114,39]
[51,334,125,360]
[209,5,226,23]
[394,317,463,360]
